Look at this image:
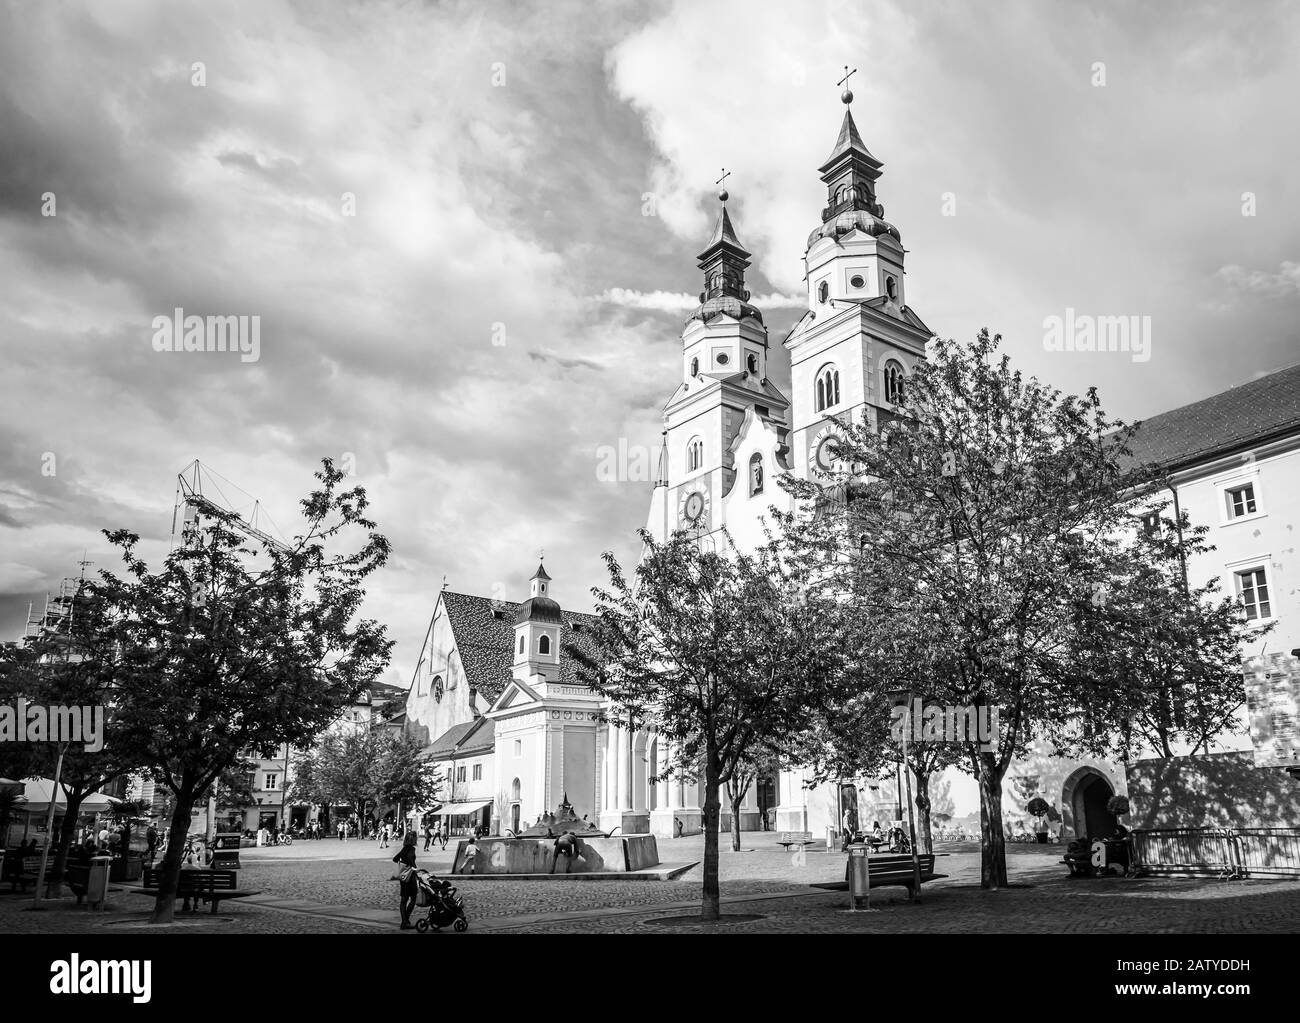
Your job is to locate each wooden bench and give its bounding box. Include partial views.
[129,867,261,914]
[826,852,946,900]
[776,831,815,850]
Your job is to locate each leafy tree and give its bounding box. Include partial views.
[93,459,391,922]
[576,529,850,920]
[779,330,1153,888]
[286,724,388,827]
[376,730,442,821]
[1053,502,1270,760]
[0,592,144,893]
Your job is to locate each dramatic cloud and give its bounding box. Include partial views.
[2,0,1297,690]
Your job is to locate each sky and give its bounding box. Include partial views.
[2,0,1298,691]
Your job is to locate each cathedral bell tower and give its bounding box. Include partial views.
[644,177,791,544]
[783,76,933,487]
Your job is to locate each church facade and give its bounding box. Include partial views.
[404,94,933,839]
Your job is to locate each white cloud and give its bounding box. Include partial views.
[593,288,803,311]
[1216,261,1300,297]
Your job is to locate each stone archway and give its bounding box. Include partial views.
[1061,766,1116,841]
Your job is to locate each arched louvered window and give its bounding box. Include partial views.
[883,360,905,404]
[687,437,704,473]
[815,365,840,412]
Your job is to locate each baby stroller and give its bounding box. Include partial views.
[412,869,469,932]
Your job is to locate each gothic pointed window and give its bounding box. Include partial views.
[883,360,905,405]
[687,437,704,473]
[815,365,840,412]
[749,453,763,496]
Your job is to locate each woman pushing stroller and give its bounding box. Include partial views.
[392,831,469,932]
[392,832,419,930]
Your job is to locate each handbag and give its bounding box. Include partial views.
[393,864,414,884]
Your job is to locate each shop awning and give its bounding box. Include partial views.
[13,777,121,814]
[434,800,492,817]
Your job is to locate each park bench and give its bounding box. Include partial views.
[822,852,946,901]
[776,831,815,850]
[130,867,261,914]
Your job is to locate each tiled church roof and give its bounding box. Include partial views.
[1123,361,1300,473]
[440,590,601,701]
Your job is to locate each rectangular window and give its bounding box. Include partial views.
[264,774,278,790]
[1140,512,1160,536]
[513,740,522,757]
[472,764,482,781]
[456,766,466,783]
[1236,567,1271,620]
[1226,484,1258,519]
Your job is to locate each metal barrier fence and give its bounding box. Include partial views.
[1132,827,1300,878]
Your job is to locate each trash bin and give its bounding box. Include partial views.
[846,843,870,910]
[87,856,112,910]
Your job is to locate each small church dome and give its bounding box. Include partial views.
[515,595,564,626]
[806,209,901,248]
[685,294,764,327]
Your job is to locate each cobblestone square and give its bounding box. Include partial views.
[4,836,1296,935]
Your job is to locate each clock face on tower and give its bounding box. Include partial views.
[678,486,711,531]
[807,424,848,476]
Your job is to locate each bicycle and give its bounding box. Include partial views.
[182,835,209,865]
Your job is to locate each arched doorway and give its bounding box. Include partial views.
[510,778,521,833]
[1062,767,1116,841]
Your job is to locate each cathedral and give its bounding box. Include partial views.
[404,90,936,838]
[404,86,1300,841]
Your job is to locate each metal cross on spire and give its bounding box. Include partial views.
[715,167,731,203]
[838,65,857,104]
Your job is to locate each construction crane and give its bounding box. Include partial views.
[171,460,290,553]
[170,461,294,843]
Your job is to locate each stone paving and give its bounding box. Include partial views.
[3,835,1297,933]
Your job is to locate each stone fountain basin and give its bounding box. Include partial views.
[450,835,659,875]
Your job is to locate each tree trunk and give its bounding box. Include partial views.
[729,793,743,852]
[977,754,1008,889]
[152,777,196,924]
[914,770,933,855]
[49,790,85,897]
[701,756,721,921]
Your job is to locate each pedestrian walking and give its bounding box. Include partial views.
[423,824,432,852]
[391,832,418,930]
[146,824,158,863]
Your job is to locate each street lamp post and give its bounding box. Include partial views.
[887,688,924,904]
